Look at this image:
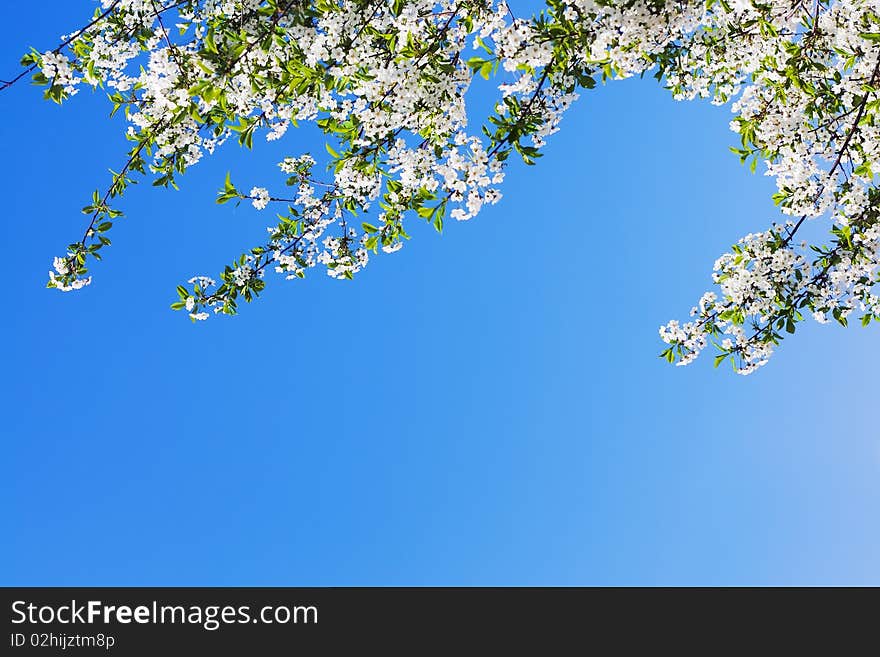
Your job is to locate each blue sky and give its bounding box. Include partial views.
[2,2,879,586]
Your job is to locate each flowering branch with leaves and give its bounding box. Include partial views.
[5,0,880,373]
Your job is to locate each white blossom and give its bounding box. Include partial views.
[20,0,880,370]
[249,187,270,210]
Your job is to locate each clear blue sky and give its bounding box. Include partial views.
[2,2,879,586]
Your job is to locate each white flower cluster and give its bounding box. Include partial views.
[249,186,270,210]
[47,255,91,292]
[40,52,78,95]
[25,0,880,370]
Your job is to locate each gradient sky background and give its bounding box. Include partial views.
[2,2,879,586]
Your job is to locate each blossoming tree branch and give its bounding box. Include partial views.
[3,0,880,374]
